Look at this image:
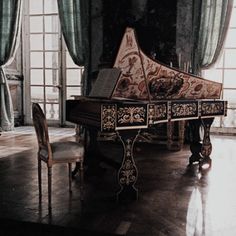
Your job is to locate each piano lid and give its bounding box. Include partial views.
[111,27,222,101]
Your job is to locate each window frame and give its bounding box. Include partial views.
[22,0,83,126]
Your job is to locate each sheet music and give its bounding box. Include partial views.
[89,68,121,99]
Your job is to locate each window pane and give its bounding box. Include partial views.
[202,68,222,83]
[30,69,43,85]
[224,49,236,68]
[229,8,236,27]
[45,69,58,85]
[66,52,78,68]
[30,0,43,14]
[223,89,236,108]
[213,53,224,68]
[45,34,59,50]
[45,16,59,33]
[45,87,59,103]
[224,70,236,88]
[31,86,44,102]
[31,52,43,67]
[67,87,82,99]
[30,16,43,33]
[66,69,82,85]
[222,109,236,127]
[46,103,59,120]
[212,117,221,127]
[225,29,236,48]
[45,52,58,68]
[44,0,58,14]
[30,34,43,50]
[204,7,236,129]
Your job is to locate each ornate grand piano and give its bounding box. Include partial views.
[66,28,227,201]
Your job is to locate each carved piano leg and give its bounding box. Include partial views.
[116,130,140,202]
[188,119,202,165]
[188,118,214,169]
[199,118,214,170]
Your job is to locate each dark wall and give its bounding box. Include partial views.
[100,0,178,67]
[176,0,193,68]
[89,0,195,91]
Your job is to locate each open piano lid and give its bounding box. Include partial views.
[108,27,222,101]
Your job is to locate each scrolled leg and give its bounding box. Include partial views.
[188,119,202,165]
[116,130,140,202]
[199,118,214,169]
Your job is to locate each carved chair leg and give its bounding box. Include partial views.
[68,163,72,193]
[38,158,42,200]
[48,167,52,210]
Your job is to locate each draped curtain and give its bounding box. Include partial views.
[57,0,89,94]
[192,0,233,75]
[0,0,22,131]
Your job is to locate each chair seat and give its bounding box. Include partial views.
[51,141,84,161]
[39,141,84,162]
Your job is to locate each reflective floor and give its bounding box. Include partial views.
[0,127,236,236]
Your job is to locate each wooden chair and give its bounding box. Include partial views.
[32,103,84,210]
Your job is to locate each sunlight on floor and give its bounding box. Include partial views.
[186,136,236,236]
[0,126,76,159]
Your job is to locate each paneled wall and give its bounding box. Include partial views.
[5,40,24,126]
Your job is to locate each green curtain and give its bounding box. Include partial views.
[0,0,22,131]
[192,0,233,75]
[57,0,89,66]
[57,0,90,95]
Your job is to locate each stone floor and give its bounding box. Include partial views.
[0,126,236,235]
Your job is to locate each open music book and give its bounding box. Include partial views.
[89,68,121,99]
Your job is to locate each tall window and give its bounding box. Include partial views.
[23,0,83,125]
[203,1,236,129]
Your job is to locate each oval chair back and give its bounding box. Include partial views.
[32,103,52,163]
